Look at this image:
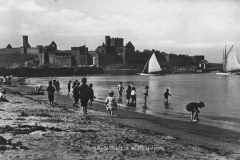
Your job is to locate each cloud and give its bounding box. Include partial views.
[0,0,240,62]
[0,6,8,12]
[17,1,47,12]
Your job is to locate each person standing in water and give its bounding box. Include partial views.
[142,86,149,106]
[55,80,60,94]
[78,77,90,116]
[130,87,137,106]
[68,80,72,94]
[47,81,55,106]
[117,82,124,102]
[164,88,171,105]
[125,84,132,106]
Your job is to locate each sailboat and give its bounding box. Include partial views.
[139,53,164,76]
[216,45,240,75]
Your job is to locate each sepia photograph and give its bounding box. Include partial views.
[0,0,240,159]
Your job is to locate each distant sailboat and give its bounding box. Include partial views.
[139,53,163,76]
[216,45,240,75]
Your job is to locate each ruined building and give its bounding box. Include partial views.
[71,45,90,66]
[94,36,135,66]
[42,41,72,67]
[0,36,89,68]
[0,36,41,68]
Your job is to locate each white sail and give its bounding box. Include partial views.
[225,45,240,72]
[148,53,162,73]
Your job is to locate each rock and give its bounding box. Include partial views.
[20,111,29,117]
[0,136,7,145]
[4,125,14,132]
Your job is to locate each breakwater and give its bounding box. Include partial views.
[0,67,104,77]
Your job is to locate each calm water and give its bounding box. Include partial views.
[24,73,240,129]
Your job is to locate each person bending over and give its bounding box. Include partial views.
[186,101,205,122]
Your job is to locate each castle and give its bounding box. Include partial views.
[0,35,205,69]
[94,36,135,66]
[0,36,90,68]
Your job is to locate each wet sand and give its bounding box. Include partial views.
[0,79,240,159]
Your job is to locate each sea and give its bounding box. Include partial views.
[23,73,240,132]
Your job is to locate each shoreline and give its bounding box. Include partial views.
[11,77,240,133]
[1,80,240,159]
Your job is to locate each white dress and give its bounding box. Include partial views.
[105,96,116,110]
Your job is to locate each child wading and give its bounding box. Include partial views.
[130,87,137,106]
[186,102,205,122]
[68,80,72,94]
[47,81,55,106]
[164,88,171,105]
[117,82,124,102]
[88,83,95,106]
[78,77,91,116]
[142,86,149,106]
[125,84,132,106]
[105,91,117,118]
[55,80,60,94]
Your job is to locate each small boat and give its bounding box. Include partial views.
[139,53,164,76]
[216,72,231,76]
[216,45,240,75]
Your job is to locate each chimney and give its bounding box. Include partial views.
[23,35,28,54]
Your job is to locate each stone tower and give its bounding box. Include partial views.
[23,35,28,54]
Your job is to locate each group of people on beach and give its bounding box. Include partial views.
[0,74,11,85]
[44,78,205,121]
[46,77,95,117]
[116,82,170,107]
[116,82,145,107]
[114,82,205,122]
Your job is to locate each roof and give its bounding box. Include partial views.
[25,42,31,48]
[45,41,56,47]
[95,46,102,51]
[6,44,12,48]
[199,60,209,64]
[126,41,134,47]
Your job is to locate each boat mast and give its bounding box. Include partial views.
[223,45,227,72]
[226,45,234,56]
[142,61,148,73]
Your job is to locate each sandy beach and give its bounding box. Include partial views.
[0,79,240,160]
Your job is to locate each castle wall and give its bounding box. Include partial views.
[0,67,104,77]
[0,48,21,54]
[123,44,135,64]
[71,46,88,66]
[71,49,80,66]
[114,38,123,47]
[79,55,87,66]
[49,54,71,67]
[116,47,123,55]
[98,55,123,66]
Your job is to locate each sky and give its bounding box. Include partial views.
[0,0,239,63]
